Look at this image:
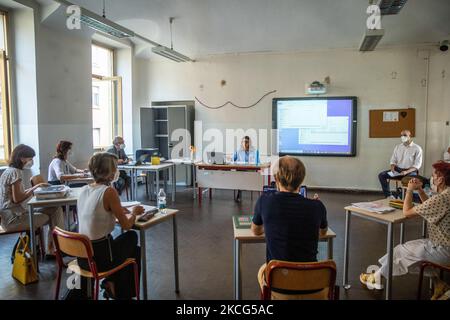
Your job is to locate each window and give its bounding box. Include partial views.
[92,85,100,108]
[91,44,122,149]
[0,12,12,164]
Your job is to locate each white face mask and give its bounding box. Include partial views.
[23,159,33,169]
[431,175,441,193]
[112,170,120,183]
[119,144,126,150]
[401,136,409,143]
[68,150,73,157]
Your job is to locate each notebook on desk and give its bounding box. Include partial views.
[233,215,253,229]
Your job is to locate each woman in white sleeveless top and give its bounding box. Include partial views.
[77,152,144,299]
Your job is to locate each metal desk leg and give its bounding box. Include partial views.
[327,238,333,260]
[164,169,168,193]
[343,210,351,289]
[65,204,70,230]
[172,165,176,202]
[133,169,138,201]
[28,205,38,272]
[173,216,179,293]
[400,223,405,244]
[192,164,196,199]
[140,229,148,300]
[233,239,242,300]
[156,170,160,195]
[386,222,394,300]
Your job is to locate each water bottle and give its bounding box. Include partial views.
[157,188,167,214]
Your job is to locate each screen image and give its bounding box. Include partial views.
[273,97,357,157]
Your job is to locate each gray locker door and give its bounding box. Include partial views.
[140,108,154,148]
[168,107,188,185]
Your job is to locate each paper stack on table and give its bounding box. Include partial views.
[387,171,402,178]
[351,202,396,214]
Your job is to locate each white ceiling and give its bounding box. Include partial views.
[42,0,450,58]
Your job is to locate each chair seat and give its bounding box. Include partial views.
[68,258,135,279]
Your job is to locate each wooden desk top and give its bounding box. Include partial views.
[133,209,178,230]
[344,199,407,224]
[28,187,83,206]
[196,162,270,171]
[233,218,336,241]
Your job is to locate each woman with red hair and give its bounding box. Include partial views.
[360,161,450,290]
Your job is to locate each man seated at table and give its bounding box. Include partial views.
[106,136,131,196]
[378,129,423,198]
[251,156,328,297]
[233,136,260,202]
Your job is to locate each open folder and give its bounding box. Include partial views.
[121,202,159,222]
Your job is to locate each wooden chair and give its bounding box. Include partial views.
[417,260,450,300]
[261,260,339,300]
[52,227,140,300]
[30,174,45,187]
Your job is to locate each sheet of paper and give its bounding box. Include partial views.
[387,171,401,177]
[383,111,399,122]
[121,201,141,208]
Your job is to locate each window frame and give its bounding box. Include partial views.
[91,42,122,151]
[0,10,13,165]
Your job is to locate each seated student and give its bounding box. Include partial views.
[360,161,450,292]
[0,144,64,256]
[77,152,143,299]
[251,156,328,295]
[378,130,423,198]
[106,136,131,196]
[48,140,87,185]
[233,136,260,202]
[444,144,450,163]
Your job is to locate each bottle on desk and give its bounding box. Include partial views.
[157,188,167,214]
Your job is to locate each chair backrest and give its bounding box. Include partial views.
[30,174,45,187]
[263,259,337,300]
[52,227,94,259]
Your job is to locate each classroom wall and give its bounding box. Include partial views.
[135,47,450,190]
[9,5,40,172]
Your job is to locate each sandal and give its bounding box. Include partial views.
[100,280,117,300]
[360,272,384,290]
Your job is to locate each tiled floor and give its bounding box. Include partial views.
[0,185,429,300]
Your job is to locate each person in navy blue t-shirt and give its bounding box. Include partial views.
[251,156,328,292]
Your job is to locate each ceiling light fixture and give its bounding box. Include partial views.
[378,0,408,15]
[359,28,385,51]
[56,0,135,38]
[151,17,193,62]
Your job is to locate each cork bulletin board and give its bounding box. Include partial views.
[369,108,415,138]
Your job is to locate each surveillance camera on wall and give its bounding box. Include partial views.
[439,40,449,52]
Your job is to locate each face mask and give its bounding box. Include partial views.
[119,144,126,150]
[23,159,33,169]
[112,170,120,183]
[67,150,73,157]
[431,176,441,193]
[401,136,409,143]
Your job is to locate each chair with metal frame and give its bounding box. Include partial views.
[417,260,450,300]
[52,227,140,300]
[260,259,339,300]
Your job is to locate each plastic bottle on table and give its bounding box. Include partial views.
[157,188,167,214]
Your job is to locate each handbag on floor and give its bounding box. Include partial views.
[12,234,38,285]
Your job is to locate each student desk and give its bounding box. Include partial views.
[118,163,175,202]
[343,199,420,300]
[133,209,179,300]
[27,187,83,269]
[232,219,336,300]
[196,163,271,204]
[167,159,199,199]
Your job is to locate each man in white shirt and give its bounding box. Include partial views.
[378,130,423,197]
